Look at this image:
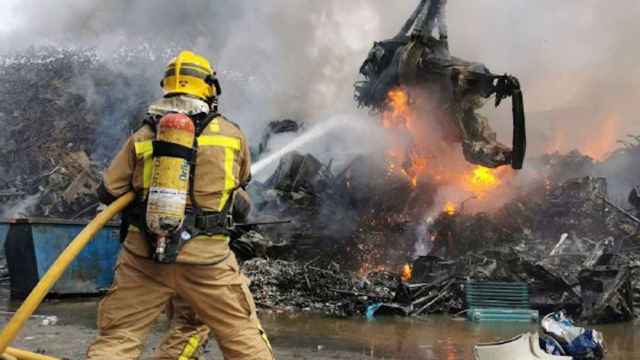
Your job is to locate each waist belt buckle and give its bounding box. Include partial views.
[224,215,234,231]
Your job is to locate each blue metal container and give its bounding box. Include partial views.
[0,221,9,258]
[3,218,121,298]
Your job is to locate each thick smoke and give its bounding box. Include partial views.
[0,0,395,145]
[2,0,639,181]
[3,0,638,150]
[446,1,640,156]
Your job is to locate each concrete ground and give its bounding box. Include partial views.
[1,300,377,360]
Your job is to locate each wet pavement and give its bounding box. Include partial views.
[262,313,639,359]
[1,292,639,359]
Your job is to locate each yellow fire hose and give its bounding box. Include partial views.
[3,347,58,360]
[0,192,135,359]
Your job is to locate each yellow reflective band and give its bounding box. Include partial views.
[198,135,240,150]
[259,328,274,353]
[134,141,153,190]
[208,118,220,132]
[218,147,236,211]
[135,135,240,204]
[134,140,153,155]
[178,335,200,360]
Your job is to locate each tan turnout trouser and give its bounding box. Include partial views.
[152,297,210,359]
[86,249,273,360]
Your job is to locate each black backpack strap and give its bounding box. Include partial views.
[187,111,219,215]
[142,113,160,133]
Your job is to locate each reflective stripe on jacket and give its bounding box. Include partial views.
[105,115,251,212]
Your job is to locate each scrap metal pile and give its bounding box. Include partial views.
[239,138,640,322]
[0,47,155,219]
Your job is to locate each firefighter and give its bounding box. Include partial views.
[139,86,211,359]
[87,50,273,359]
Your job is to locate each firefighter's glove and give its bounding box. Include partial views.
[232,189,252,223]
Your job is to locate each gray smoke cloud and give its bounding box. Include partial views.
[1,0,638,156]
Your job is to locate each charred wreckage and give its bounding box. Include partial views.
[356,0,525,170]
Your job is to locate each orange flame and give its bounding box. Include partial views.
[382,88,431,186]
[582,114,618,161]
[403,149,428,187]
[444,201,457,215]
[378,86,518,214]
[383,88,411,129]
[463,166,502,198]
[401,263,412,282]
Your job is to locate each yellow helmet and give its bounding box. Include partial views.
[161,50,221,101]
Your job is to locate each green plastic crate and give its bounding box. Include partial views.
[466,281,539,322]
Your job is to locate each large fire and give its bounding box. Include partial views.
[382,88,430,187]
[382,88,421,187]
[381,87,510,211]
[463,166,503,198]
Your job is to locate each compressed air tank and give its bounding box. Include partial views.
[146,113,195,237]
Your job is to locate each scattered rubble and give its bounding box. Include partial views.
[242,257,395,317]
[242,150,640,322]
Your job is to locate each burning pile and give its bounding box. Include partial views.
[243,82,640,322]
[379,87,511,210]
[245,168,640,322]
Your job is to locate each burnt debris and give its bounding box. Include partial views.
[236,147,640,322]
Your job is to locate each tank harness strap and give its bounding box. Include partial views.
[187,112,219,215]
[143,114,160,132]
[151,140,194,161]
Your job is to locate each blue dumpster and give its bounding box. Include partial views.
[0,221,9,257]
[3,218,121,298]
